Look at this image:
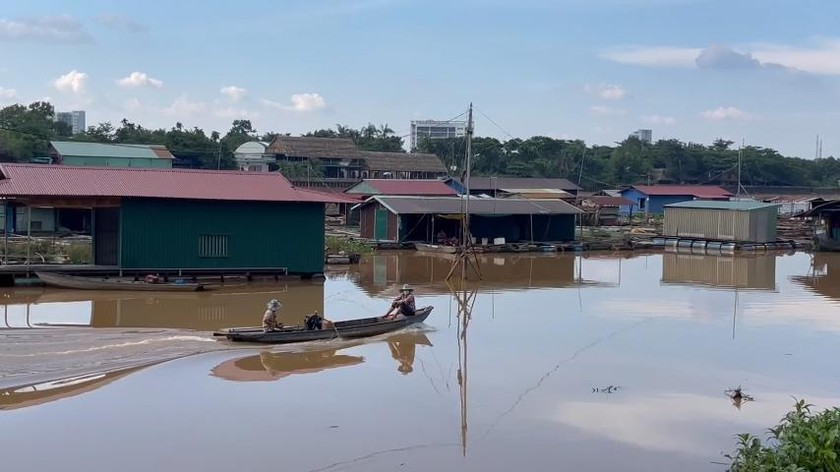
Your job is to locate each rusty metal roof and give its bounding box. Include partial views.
[359,195,582,215]
[0,164,343,203]
[628,185,732,199]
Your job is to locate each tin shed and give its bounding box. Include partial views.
[663,201,780,243]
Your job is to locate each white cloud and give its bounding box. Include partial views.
[124,98,142,112]
[220,86,247,102]
[600,46,701,68]
[0,87,16,99]
[117,72,164,89]
[261,93,327,112]
[750,39,840,76]
[599,84,627,100]
[94,14,147,33]
[602,39,840,76]
[165,96,207,117]
[289,93,327,111]
[700,106,753,121]
[591,105,626,116]
[0,15,91,43]
[53,70,88,95]
[213,107,258,119]
[642,115,676,125]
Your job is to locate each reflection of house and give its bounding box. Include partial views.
[0,164,340,275]
[663,201,780,243]
[619,185,732,215]
[791,254,840,300]
[355,196,581,243]
[661,253,777,290]
[467,177,581,198]
[349,252,603,297]
[49,141,174,168]
[90,283,325,330]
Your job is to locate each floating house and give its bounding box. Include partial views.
[619,185,732,215]
[344,179,457,199]
[798,199,840,251]
[355,196,581,243]
[264,137,448,189]
[0,164,341,276]
[663,200,780,243]
[467,177,581,198]
[49,141,174,168]
[576,196,634,226]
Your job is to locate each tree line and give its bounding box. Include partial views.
[1,100,839,189]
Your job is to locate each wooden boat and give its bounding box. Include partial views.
[35,272,207,292]
[414,243,458,254]
[214,306,433,344]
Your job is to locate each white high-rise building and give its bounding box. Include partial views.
[410,119,467,151]
[629,128,652,144]
[57,110,86,135]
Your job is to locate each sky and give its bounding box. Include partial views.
[1,0,839,158]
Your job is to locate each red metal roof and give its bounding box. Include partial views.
[630,185,732,199]
[349,179,456,196]
[0,164,344,203]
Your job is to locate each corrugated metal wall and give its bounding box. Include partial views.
[120,198,325,274]
[663,207,777,243]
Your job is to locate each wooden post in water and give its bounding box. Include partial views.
[26,205,32,268]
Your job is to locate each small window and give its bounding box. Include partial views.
[199,234,229,258]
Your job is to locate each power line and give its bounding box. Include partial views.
[473,106,515,140]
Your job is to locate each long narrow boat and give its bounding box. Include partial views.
[214,306,434,344]
[35,272,207,292]
[414,243,458,254]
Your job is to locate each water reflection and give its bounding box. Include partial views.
[347,252,614,298]
[0,283,325,331]
[0,364,149,411]
[790,253,840,302]
[210,332,432,382]
[660,253,778,291]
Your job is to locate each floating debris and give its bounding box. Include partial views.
[592,385,622,394]
[725,386,754,409]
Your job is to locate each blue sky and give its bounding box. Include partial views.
[1,0,838,158]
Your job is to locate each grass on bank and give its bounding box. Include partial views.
[726,399,840,471]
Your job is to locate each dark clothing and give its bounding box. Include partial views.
[305,314,324,330]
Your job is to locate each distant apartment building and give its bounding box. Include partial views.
[629,128,652,144]
[409,119,466,151]
[56,110,86,135]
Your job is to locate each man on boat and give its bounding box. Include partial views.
[262,299,284,332]
[385,284,416,320]
[304,310,335,330]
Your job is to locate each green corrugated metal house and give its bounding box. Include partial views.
[49,141,174,168]
[0,164,343,276]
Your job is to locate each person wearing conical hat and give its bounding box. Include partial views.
[385,284,416,320]
[262,299,284,333]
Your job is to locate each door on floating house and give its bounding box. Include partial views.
[375,209,389,240]
[93,208,119,266]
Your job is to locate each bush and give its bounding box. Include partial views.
[66,243,92,264]
[726,399,840,471]
[325,235,373,255]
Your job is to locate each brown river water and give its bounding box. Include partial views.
[1,250,840,471]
